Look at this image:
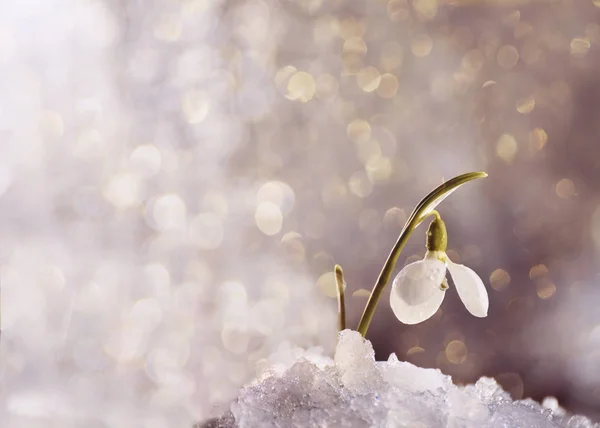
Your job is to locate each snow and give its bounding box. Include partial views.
[213,330,599,428]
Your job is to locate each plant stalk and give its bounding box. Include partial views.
[355,172,487,337]
[335,264,346,331]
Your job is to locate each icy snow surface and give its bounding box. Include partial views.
[207,330,600,428]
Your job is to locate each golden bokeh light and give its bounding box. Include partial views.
[413,0,439,21]
[516,95,535,114]
[347,119,372,143]
[407,346,425,356]
[338,17,366,40]
[490,269,511,291]
[570,37,591,58]
[257,181,296,212]
[445,340,468,365]
[529,264,549,280]
[286,71,316,102]
[529,128,548,151]
[556,178,575,199]
[377,73,399,98]
[536,279,557,299]
[152,194,187,231]
[383,207,408,230]
[366,156,392,182]
[274,65,298,94]
[129,144,162,178]
[317,271,338,298]
[344,37,368,55]
[496,45,519,69]
[496,134,518,163]
[103,173,143,209]
[280,232,306,264]
[255,202,283,235]
[356,66,382,92]
[411,33,434,57]
[387,0,411,22]
[352,289,372,298]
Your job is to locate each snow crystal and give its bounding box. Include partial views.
[201,330,600,428]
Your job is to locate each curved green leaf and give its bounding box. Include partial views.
[356,171,487,337]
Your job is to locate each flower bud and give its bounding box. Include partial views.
[426,216,447,252]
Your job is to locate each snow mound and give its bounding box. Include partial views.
[204,330,599,428]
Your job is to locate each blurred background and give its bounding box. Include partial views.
[2,0,600,425]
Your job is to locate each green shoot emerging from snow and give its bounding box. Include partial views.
[334,171,488,337]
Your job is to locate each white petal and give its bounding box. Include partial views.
[447,261,489,317]
[390,259,447,325]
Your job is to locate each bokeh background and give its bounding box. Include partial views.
[2,0,600,425]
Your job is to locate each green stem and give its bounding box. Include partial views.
[355,172,487,337]
[335,264,346,331]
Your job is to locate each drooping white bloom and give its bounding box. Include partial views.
[390,251,489,325]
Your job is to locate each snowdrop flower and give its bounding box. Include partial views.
[390,215,489,325]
